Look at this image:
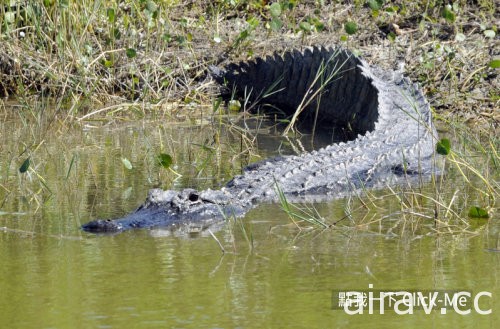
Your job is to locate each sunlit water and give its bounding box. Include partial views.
[0,109,498,328]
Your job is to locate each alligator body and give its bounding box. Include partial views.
[82,46,437,233]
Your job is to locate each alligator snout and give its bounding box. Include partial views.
[81,219,123,233]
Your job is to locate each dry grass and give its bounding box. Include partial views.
[0,1,497,123]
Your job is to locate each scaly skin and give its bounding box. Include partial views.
[82,46,437,233]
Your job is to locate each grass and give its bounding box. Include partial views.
[0,1,498,237]
[282,47,347,136]
[274,117,498,236]
[1,1,497,114]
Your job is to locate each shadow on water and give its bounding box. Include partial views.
[0,106,498,328]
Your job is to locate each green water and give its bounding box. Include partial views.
[0,109,498,328]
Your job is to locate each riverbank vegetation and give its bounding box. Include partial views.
[0,0,498,236]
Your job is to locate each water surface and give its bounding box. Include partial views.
[0,108,498,328]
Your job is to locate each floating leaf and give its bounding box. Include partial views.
[121,157,133,170]
[19,157,30,173]
[468,206,489,219]
[126,48,137,58]
[489,59,500,69]
[344,21,358,35]
[270,2,281,18]
[157,153,173,169]
[436,138,451,155]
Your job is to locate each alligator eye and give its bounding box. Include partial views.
[188,193,199,202]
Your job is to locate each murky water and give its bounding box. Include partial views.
[0,107,498,328]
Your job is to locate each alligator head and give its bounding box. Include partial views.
[82,188,248,233]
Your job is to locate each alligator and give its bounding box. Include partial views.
[82,46,438,233]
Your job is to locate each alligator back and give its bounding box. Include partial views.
[215,47,379,136]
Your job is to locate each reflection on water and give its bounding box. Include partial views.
[0,109,498,328]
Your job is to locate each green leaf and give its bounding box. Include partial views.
[104,60,113,68]
[59,0,69,9]
[237,30,249,42]
[367,0,384,10]
[436,138,451,155]
[145,1,158,16]
[121,158,133,170]
[270,18,283,31]
[299,21,311,32]
[489,59,500,69]
[19,157,30,173]
[228,100,241,112]
[454,33,466,42]
[157,153,173,169]
[313,19,325,31]
[441,5,455,23]
[468,206,489,219]
[247,16,259,29]
[126,48,137,58]
[344,21,358,35]
[213,97,222,113]
[113,28,121,40]
[270,3,281,18]
[484,30,496,38]
[387,32,396,42]
[106,8,115,23]
[163,33,172,42]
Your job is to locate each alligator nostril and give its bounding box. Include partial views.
[188,193,199,202]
